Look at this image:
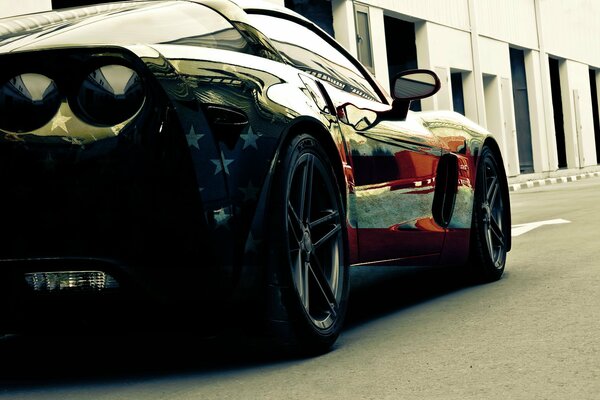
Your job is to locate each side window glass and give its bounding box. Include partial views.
[247,13,382,103]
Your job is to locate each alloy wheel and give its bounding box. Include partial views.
[285,152,344,330]
[480,156,507,269]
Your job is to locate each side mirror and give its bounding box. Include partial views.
[337,69,442,128]
[392,69,441,101]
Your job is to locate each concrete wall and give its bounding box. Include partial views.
[370,0,469,31]
[476,0,538,50]
[331,0,600,177]
[541,0,600,68]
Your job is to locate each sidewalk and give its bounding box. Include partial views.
[508,167,600,192]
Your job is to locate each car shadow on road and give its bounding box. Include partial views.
[345,265,471,327]
[0,266,476,390]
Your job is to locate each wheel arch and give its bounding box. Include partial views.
[265,116,352,265]
[273,117,348,208]
[256,117,351,353]
[237,116,349,297]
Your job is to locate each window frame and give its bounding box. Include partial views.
[244,8,391,106]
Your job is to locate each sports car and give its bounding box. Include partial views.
[0,0,511,354]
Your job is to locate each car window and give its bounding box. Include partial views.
[247,13,382,103]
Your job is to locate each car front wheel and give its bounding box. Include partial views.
[265,133,349,355]
[468,145,510,282]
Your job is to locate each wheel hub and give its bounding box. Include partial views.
[482,203,492,223]
[301,228,314,254]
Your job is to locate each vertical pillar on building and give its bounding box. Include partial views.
[501,77,521,177]
[434,66,452,112]
[524,51,551,173]
[331,0,358,57]
[534,0,559,172]
[416,22,437,111]
[573,90,585,167]
[559,61,585,169]
[367,7,389,91]
[466,0,486,127]
[483,75,510,171]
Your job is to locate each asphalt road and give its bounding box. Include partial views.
[1,176,599,399]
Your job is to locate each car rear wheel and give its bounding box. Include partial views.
[265,133,349,355]
[468,146,510,282]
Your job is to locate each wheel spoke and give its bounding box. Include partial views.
[287,201,303,242]
[307,254,338,315]
[299,155,314,222]
[485,226,494,257]
[301,261,310,309]
[490,215,505,247]
[313,223,342,250]
[487,177,499,206]
[309,209,339,230]
[292,249,309,309]
[481,162,488,195]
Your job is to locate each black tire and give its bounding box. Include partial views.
[265,133,349,356]
[468,146,510,283]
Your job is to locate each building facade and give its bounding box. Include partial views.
[3,0,600,179]
[294,0,600,179]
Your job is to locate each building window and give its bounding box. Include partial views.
[451,72,465,116]
[285,0,334,37]
[354,4,374,74]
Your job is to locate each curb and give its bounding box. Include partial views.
[509,171,600,192]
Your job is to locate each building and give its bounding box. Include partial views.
[3,0,600,179]
[287,0,600,180]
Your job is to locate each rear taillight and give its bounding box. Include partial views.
[0,51,148,141]
[0,73,61,132]
[74,64,145,126]
[24,271,119,292]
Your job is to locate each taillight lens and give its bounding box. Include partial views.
[25,271,119,292]
[75,64,144,126]
[0,73,61,132]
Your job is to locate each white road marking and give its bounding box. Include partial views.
[511,219,571,237]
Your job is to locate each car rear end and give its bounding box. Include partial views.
[0,3,228,333]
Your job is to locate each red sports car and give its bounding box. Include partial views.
[0,0,510,354]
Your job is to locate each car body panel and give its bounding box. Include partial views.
[0,0,509,333]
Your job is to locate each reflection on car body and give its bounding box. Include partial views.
[0,0,511,355]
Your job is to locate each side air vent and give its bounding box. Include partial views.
[432,153,459,228]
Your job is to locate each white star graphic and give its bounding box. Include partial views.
[186,126,204,149]
[51,113,71,133]
[210,152,234,175]
[213,207,232,229]
[240,127,260,149]
[239,181,259,202]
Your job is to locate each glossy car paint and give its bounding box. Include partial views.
[0,0,509,332]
